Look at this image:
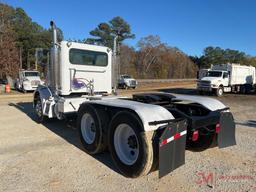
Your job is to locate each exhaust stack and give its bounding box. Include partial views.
[50,21,58,47]
[48,21,59,94]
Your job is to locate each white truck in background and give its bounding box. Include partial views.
[118,74,138,89]
[16,70,44,93]
[197,63,256,96]
[33,21,236,178]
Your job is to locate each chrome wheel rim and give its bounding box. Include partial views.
[81,113,96,144]
[219,88,223,95]
[114,124,139,165]
[35,100,42,117]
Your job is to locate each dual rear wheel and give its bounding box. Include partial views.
[77,105,154,178]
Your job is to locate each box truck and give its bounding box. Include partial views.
[197,63,256,96]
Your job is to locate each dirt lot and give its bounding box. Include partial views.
[0,81,255,192]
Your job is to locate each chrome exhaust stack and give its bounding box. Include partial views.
[49,21,59,95]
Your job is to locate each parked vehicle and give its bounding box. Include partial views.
[0,78,7,93]
[16,70,44,93]
[33,21,236,178]
[0,78,7,85]
[118,74,137,89]
[197,63,256,96]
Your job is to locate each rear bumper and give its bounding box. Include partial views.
[148,110,236,178]
[190,110,236,148]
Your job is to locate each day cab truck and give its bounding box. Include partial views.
[118,74,138,89]
[197,63,256,96]
[16,70,44,93]
[33,21,236,178]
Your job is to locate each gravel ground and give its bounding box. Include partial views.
[0,83,255,192]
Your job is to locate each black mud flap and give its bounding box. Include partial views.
[158,119,187,178]
[218,112,236,148]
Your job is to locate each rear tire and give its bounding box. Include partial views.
[77,104,104,155]
[108,111,154,178]
[240,85,246,94]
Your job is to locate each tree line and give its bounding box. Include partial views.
[1,3,255,79]
[0,3,63,78]
[190,46,256,69]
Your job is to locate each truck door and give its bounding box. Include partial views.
[223,72,229,87]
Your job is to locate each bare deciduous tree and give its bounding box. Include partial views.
[0,5,19,78]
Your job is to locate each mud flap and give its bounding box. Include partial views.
[218,112,236,148]
[159,119,187,178]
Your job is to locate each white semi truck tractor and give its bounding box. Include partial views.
[33,21,236,178]
[197,63,256,96]
[16,70,44,93]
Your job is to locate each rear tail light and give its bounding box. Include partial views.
[192,130,199,141]
[216,123,221,133]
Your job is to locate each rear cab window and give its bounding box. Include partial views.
[69,48,108,67]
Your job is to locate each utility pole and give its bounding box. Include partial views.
[35,48,38,70]
[19,47,22,69]
[27,51,30,70]
[112,36,118,90]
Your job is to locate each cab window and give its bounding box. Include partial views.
[69,48,108,67]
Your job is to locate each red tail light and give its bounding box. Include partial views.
[192,130,199,141]
[216,123,221,133]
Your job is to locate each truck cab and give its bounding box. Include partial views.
[16,70,44,93]
[53,41,112,96]
[118,74,138,89]
[197,70,230,96]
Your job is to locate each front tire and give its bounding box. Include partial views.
[22,86,27,93]
[77,104,104,155]
[216,86,224,97]
[34,97,47,123]
[108,111,154,178]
